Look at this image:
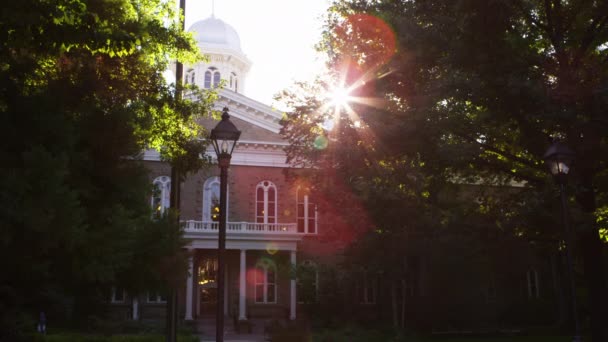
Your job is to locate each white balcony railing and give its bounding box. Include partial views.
[182,221,300,234]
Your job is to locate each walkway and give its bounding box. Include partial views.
[196,318,268,342]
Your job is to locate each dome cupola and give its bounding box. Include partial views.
[188,16,243,53]
[186,15,251,94]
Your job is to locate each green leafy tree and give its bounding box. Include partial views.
[281,0,607,338]
[0,0,215,337]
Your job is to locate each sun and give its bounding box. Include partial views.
[328,86,352,109]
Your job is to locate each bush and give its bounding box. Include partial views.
[24,333,198,342]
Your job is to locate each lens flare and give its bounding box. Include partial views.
[313,135,329,150]
[265,242,278,255]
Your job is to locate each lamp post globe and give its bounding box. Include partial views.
[543,140,575,182]
[210,107,241,342]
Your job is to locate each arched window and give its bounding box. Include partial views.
[213,71,221,87]
[204,70,212,88]
[256,181,277,224]
[297,187,317,233]
[203,177,222,222]
[255,259,276,303]
[230,72,238,91]
[191,72,196,85]
[204,67,221,88]
[151,176,171,217]
[527,269,539,298]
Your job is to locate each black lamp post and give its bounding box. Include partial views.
[543,140,581,342]
[210,107,241,342]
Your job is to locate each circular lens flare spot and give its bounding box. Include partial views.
[313,135,329,150]
[266,243,278,255]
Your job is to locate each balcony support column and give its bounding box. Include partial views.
[290,250,296,320]
[239,249,247,320]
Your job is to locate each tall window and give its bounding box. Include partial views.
[147,291,167,303]
[297,260,319,303]
[204,67,221,89]
[297,187,316,233]
[111,287,125,303]
[255,260,276,303]
[256,181,277,224]
[151,176,171,217]
[230,72,238,92]
[358,273,377,304]
[527,269,539,298]
[203,177,222,222]
[191,72,196,85]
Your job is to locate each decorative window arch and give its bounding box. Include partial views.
[296,186,317,233]
[526,269,539,298]
[255,259,277,303]
[151,176,171,217]
[256,181,277,224]
[203,177,227,222]
[204,67,221,89]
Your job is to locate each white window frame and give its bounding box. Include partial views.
[254,261,277,304]
[203,177,228,222]
[527,269,539,298]
[296,187,317,233]
[204,67,221,89]
[256,181,277,224]
[151,176,171,217]
[111,287,126,303]
[147,291,167,303]
[359,274,377,304]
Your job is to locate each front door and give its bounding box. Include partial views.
[197,257,218,317]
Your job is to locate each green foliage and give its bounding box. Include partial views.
[0,0,216,338]
[281,0,608,334]
[27,333,198,342]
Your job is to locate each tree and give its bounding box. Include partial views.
[0,0,215,337]
[281,0,608,338]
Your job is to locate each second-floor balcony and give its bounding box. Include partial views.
[183,221,313,235]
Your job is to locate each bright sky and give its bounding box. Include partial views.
[183,0,331,106]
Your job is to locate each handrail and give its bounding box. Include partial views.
[182,221,301,234]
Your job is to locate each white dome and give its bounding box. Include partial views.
[188,16,242,53]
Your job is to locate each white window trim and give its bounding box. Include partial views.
[147,292,167,304]
[254,262,277,304]
[111,287,126,304]
[256,181,277,224]
[296,187,317,234]
[151,176,171,216]
[359,274,377,304]
[527,269,539,298]
[203,177,229,221]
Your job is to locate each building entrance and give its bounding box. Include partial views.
[197,257,218,317]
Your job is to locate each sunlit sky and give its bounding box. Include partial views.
[181,0,331,106]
